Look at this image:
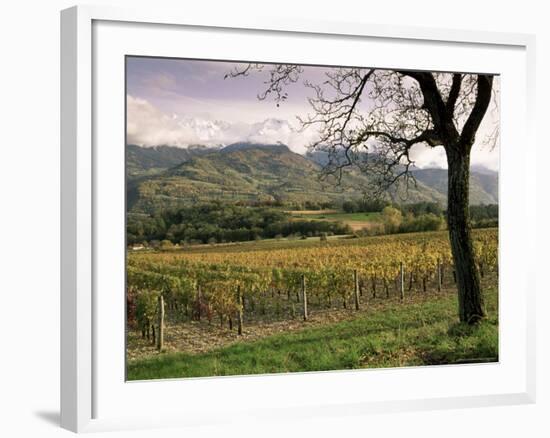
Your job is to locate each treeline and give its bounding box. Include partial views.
[127,202,351,245]
[469,204,498,228]
[343,199,497,227]
[222,198,335,211]
[127,201,498,246]
[366,207,445,236]
[360,202,498,236]
[342,198,390,213]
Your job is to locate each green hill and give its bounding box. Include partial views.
[126,144,221,178]
[126,144,498,213]
[412,168,498,205]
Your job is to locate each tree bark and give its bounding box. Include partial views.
[447,149,485,324]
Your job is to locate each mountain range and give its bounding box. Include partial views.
[128,116,303,151]
[127,143,498,214]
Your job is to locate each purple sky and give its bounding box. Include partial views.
[126,56,499,171]
[127,57,328,113]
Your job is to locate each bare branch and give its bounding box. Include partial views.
[460,75,494,148]
[224,63,303,105]
[225,64,495,200]
[446,74,463,116]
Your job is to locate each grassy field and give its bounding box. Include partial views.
[292,211,381,221]
[127,285,498,381]
[155,228,483,254]
[288,210,381,231]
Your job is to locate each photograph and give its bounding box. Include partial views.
[125,56,499,381]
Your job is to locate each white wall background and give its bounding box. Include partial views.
[0,1,547,437]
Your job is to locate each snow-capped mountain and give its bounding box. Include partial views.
[175,118,233,144]
[247,118,294,141]
[170,117,299,150]
[127,95,307,151]
[128,101,307,153]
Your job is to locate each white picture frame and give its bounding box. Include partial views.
[60,4,536,433]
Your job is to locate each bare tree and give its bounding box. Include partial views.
[227,64,497,324]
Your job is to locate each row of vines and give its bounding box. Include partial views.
[127,229,498,349]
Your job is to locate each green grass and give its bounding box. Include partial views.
[292,211,381,222]
[127,288,498,381]
[171,232,353,254]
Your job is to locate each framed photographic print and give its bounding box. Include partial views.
[61,4,536,433]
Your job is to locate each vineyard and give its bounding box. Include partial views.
[127,228,498,357]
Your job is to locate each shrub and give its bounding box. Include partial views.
[381,206,403,233]
[399,213,444,233]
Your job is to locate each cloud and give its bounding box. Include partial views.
[127,95,498,171]
[245,119,319,154]
[407,141,499,172]
[127,96,193,146]
[409,144,448,169]
[126,95,318,153]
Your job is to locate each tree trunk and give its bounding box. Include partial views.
[447,149,485,324]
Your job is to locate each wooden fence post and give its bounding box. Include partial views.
[437,259,442,292]
[156,294,164,351]
[353,269,360,311]
[196,285,202,321]
[237,286,243,335]
[302,274,308,321]
[400,262,405,301]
